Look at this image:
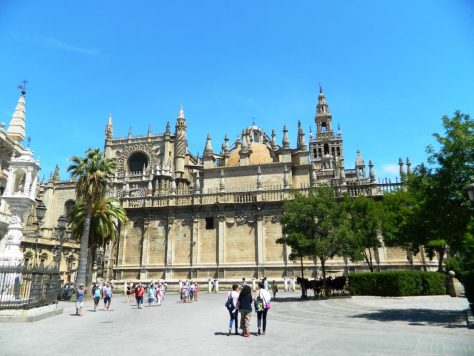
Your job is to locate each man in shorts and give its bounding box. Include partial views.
[76,284,86,316]
[103,282,113,311]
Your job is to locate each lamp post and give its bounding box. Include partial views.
[34,201,47,267]
[55,215,68,271]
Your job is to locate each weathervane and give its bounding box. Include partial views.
[18,80,28,95]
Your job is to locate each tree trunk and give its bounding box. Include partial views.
[437,246,445,272]
[76,205,92,288]
[320,257,328,298]
[363,250,374,272]
[300,256,304,280]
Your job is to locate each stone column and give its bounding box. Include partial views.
[139,217,150,280]
[252,277,256,292]
[191,215,199,278]
[256,212,264,269]
[217,214,225,277]
[165,216,174,280]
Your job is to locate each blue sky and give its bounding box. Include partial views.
[0,0,473,181]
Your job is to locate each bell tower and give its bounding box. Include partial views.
[309,86,344,180]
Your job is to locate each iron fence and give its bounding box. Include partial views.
[0,265,60,310]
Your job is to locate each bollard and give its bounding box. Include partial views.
[252,278,256,292]
[208,279,212,293]
[215,280,219,292]
[283,277,288,292]
[291,277,296,292]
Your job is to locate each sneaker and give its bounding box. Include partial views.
[258,329,261,335]
[243,333,250,337]
[262,331,266,335]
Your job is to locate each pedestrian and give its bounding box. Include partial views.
[93,283,101,312]
[129,282,135,303]
[181,282,188,303]
[237,284,253,337]
[211,279,216,293]
[241,277,247,289]
[263,277,269,291]
[135,283,145,309]
[126,281,132,303]
[189,282,195,302]
[193,283,199,302]
[147,283,156,307]
[75,284,86,316]
[271,280,278,300]
[103,282,113,311]
[226,284,240,336]
[156,283,163,306]
[255,282,271,335]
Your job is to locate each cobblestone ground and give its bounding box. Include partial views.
[0,292,472,356]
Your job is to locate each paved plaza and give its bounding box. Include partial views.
[0,292,472,356]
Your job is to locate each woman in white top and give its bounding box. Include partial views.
[256,282,272,335]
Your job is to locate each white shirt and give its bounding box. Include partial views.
[258,288,271,304]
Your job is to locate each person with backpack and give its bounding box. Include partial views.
[225,284,240,336]
[237,284,253,337]
[255,282,271,335]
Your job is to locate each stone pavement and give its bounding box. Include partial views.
[0,292,472,356]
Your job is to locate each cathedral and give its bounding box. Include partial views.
[1,87,434,284]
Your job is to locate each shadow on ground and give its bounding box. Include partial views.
[273,295,351,303]
[351,308,467,328]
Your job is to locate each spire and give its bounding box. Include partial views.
[399,157,405,177]
[105,113,113,140]
[406,157,412,175]
[282,125,290,149]
[297,120,306,150]
[128,127,132,139]
[7,82,27,143]
[356,149,364,166]
[147,124,152,137]
[194,171,201,193]
[165,121,171,137]
[51,164,60,183]
[309,126,313,140]
[178,105,185,120]
[316,87,330,115]
[240,129,249,153]
[223,134,230,156]
[271,129,278,151]
[337,123,342,137]
[204,133,213,156]
[369,160,376,183]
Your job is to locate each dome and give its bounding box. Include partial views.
[226,143,273,167]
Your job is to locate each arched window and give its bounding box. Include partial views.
[128,152,149,172]
[321,122,327,132]
[64,200,75,220]
[14,170,26,193]
[324,144,329,155]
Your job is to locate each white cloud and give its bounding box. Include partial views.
[10,32,99,56]
[381,163,399,175]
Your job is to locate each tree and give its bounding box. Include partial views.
[67,148,117,287]
[342,196,386,272]
[68,197,127,285]
[278,187,348,295]
[382,112,473,272]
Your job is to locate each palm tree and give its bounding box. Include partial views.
[67,148,117,287]
[68,197,127,284]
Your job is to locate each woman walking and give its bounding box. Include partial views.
[226,284,240,336]
[147,283,156,307]
[256,282,271,335]
[237,284,253,337]
[135,283,145,309]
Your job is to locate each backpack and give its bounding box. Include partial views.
[255,296,264,312]
[225,293,234,311]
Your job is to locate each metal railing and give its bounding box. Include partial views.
[0,265,60,310]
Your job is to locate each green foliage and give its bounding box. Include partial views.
[349,271,445,296]
[67,148,118,287]
[341,195,386,272]
[68,197,128,249]
[278,187,349,281]
[381,112,474,272]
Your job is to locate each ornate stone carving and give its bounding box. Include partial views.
[235,215,247,225]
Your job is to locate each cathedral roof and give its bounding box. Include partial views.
[226,142,273,167]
